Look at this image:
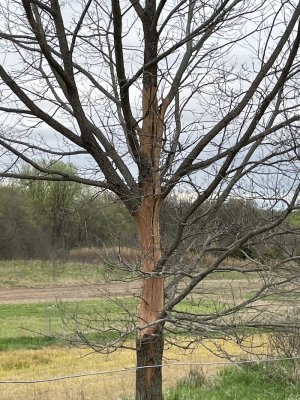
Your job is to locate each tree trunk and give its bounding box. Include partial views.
[135,196,164,400]
[135,17,167,391]
[136,329,164,400]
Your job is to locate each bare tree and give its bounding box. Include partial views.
[0,1,300,399]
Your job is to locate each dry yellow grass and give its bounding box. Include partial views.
[0,336,268,400]
[69,246,139,264]
[68,246,254,270]
[201,254,255,269]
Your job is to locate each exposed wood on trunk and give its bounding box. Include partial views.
[135,167,165,400]
[135,21,168,393]
[136,196,163,336]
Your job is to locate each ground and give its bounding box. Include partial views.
[0,260,293,399]
[0,282,140,304]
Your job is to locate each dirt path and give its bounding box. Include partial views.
[0,279,259,304]
[0,282,140,304]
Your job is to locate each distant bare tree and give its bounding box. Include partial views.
[22,162,83,249]
[0,1,300,399]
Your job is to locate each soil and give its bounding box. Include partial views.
[0,281,140,304]
[0,276,290,312]
[0,279,258,304]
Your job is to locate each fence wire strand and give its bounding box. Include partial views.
[1,355,300,384]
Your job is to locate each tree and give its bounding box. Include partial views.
[0,185,51,259]
[0,1,300,398]
[22,162,83,250]
[74,191,138,248]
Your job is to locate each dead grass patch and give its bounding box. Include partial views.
[69,247,139,264]
[69,247,256,279]
[0,336,268,400]
[201,254,255,269]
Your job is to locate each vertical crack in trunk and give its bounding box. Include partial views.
[136,196,163,335]
[136,195,164,400]
[135,85,166,398]
[135,15,169,392]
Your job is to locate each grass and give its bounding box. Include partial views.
[289,211,300,227]
[206,270,252,280]
[0,347,136,400]
[0,257,285,399]
[69,246,139,263]
[174,297,229,314]
[0,338,259,400]
[165,362,300,400]
[0,298,139,351]
[254,292,300,306]
[0,297,227,351]
[0,255,255,289]
[0,257,269,398]
[0,260,109,288]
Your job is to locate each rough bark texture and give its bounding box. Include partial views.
[135,109,165,398]
[134,7,167,394]
[135,196,164,400]
[136,330,164,400]
[136,197,163,330]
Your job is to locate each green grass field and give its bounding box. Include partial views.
[119,362,300,400]
[0,259,291,399]
[0,298,136,351]
[0,260,108,287]
[0,297,222,351]
[165,362,300,400]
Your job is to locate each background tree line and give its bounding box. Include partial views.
[0,164,136,259]
[0,164,298,261]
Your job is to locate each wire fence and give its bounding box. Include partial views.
[1,354,300,385]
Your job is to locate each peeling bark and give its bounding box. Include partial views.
[135,95,165,397]
[135,196,165,400]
